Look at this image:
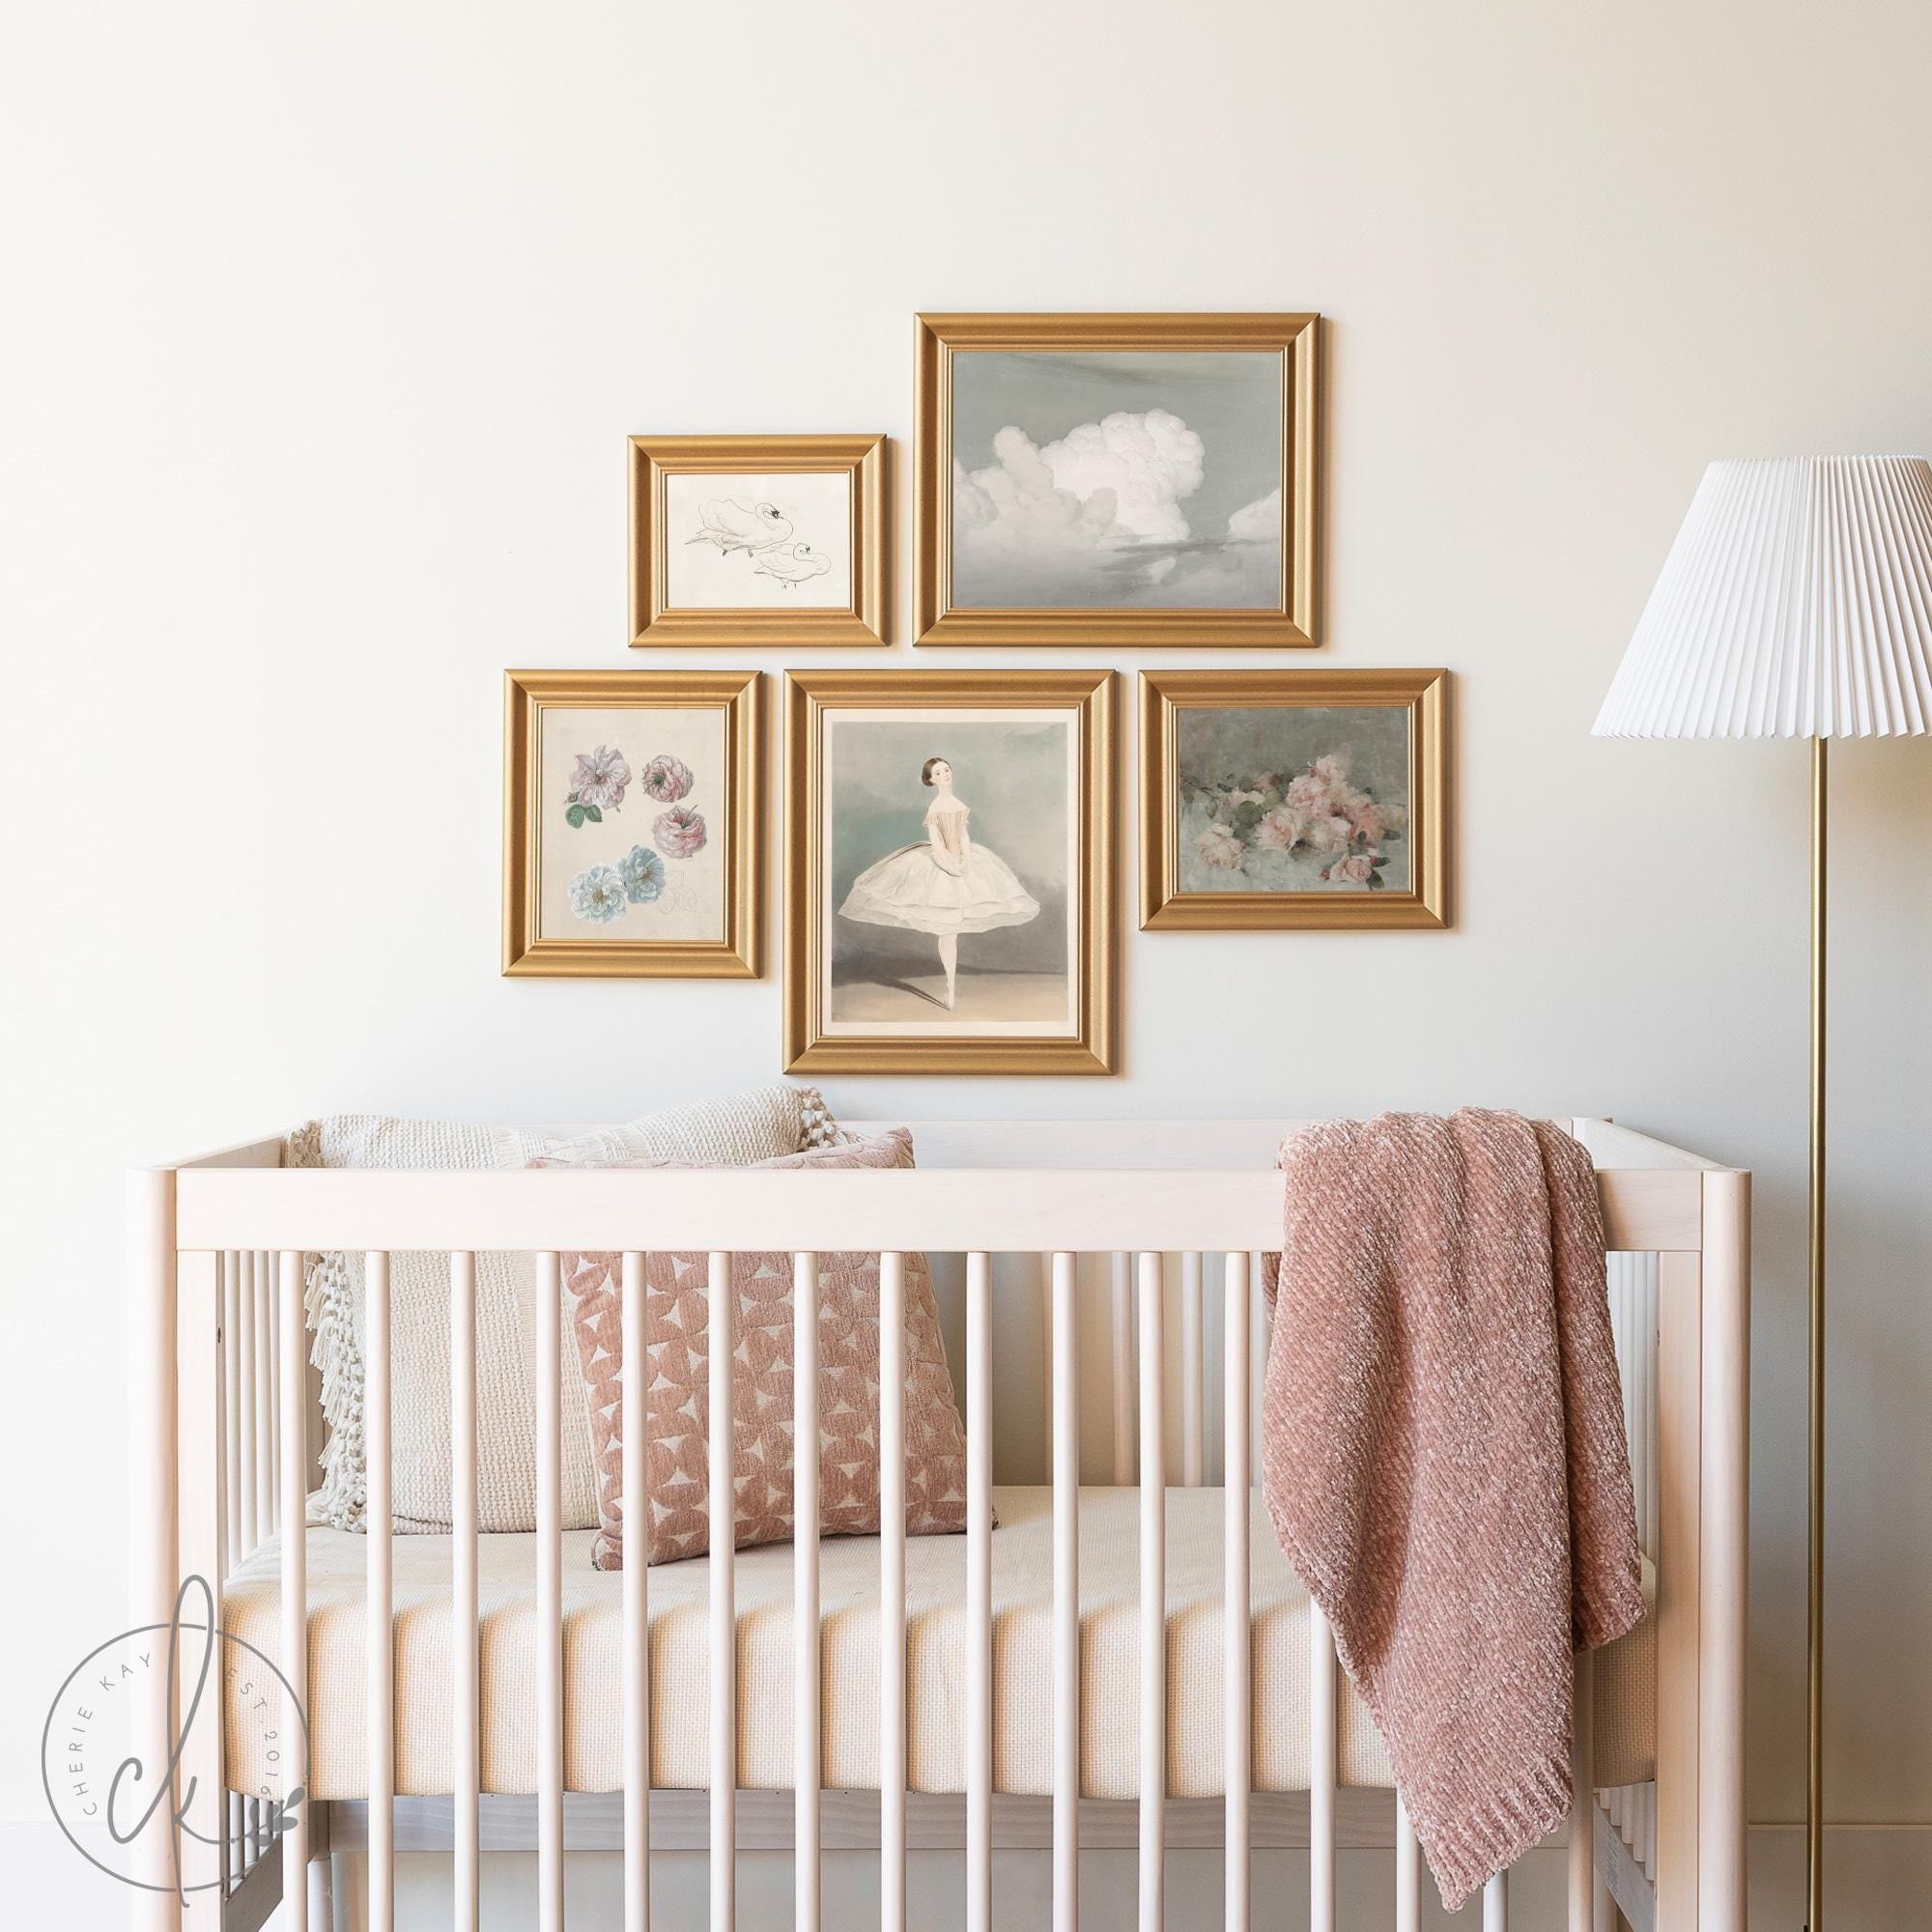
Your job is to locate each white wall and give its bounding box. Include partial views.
[3,2,1929,1925]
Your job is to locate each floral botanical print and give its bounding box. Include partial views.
[653,804,708,859]
[568,865,629,923]
[561,745,708,924]
[639,753,694,803]
[565,745,632,828]
[1177,705,1411,894]
[617,845,665,904]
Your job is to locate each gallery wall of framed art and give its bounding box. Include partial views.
[509,308,1458,1071]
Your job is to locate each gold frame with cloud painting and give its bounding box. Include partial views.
[914,313,1320,646]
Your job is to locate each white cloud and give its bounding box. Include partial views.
[1226,486,1280,543]
[952,409,1278,610]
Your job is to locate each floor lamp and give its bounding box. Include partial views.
[1593,454,1932,1930]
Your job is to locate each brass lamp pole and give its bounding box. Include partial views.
[1808,736,1826,1932]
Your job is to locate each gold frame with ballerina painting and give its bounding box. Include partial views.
[629,433,889,647]
[1140,668,1450,931]
[784,668,1118,1074]
[504,668,763,977]
[914,312,1320,646]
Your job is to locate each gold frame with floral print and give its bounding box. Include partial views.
[504,668,763,977]
[1140,668,1449,930]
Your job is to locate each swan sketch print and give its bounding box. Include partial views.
[687,497,831,588]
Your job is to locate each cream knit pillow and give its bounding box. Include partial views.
[290,1084,845,1532]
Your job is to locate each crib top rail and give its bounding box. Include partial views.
[156,1117,1735,1255]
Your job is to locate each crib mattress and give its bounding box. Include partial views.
[223,1485,1656,1803]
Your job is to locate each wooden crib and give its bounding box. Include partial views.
[128,1117,1748,1932]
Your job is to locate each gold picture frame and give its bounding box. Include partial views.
[1141,668,1449,930]
[914,312,1320,646]
[629,433,889,647]
[784,668,1118,1074]
[504,668,763,977]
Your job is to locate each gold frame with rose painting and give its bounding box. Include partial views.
[784,668,1118,1074]
[1140,668,1449,930]
[914,312,1320,646]
[629,433,889,647]
[504,668,763,977]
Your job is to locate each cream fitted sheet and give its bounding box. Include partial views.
[224,1486,1656,1803]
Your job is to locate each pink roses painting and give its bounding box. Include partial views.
[1183,746,1406,891]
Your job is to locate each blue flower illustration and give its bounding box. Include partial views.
[568,865,628,924]
[618,844,666,905]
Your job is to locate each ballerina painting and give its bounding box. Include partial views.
[838,757,1040,1009]
[787,671,1114,1073]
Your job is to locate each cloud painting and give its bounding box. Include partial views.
[949,351,1282,610]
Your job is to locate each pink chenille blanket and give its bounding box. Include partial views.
[1262,1110,1643,1908]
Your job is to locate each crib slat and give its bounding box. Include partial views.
[1138,1251,1164,1932]
[252,1252,271,1548]
[267,1248,282,1536]
[1180,1252,1204,1488]
[966,1252,993,1932]
[1484,1872,1510,1930]
[1223,1252,1250,1932]
[623,1253,650,1932]
[218,1252,237,1900]
[451,1251,480,1932]
[879,1250,908,1932]
[222,1251,242,1573]
[1568,1654,1594,1932]
[1050,1252,1080,1932]
[1394,1794,1420,1932]
[240,1252,258,1560]
[366,1252,395,1932]
[708,1250,736,1932]
[1248,1251,1267,1481]
[1111,1251,1134,1484]
[1309,1605,1336,1932]
[276,1249,308,1932]
[537,1251,564,1932]
[793,1252,821,1932]
[1038,1253,1055,1481]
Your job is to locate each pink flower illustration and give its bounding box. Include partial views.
[639,753,694,803]
[1348,797,1389,844]
[654,805,708,859]
[1313,753,1352,785]
[1253,805,1307,851]
[569,745,632,810]
[1286,771,1332,813]
[1325,853,1375,886]
[1305,811,1354,853]
[1196,823,1244,871]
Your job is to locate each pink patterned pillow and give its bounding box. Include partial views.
[541,1128,970,1568]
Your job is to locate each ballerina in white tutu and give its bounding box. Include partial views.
[838,757,1040,1010]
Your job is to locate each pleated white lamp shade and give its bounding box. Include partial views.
[1594,455,1932,739]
